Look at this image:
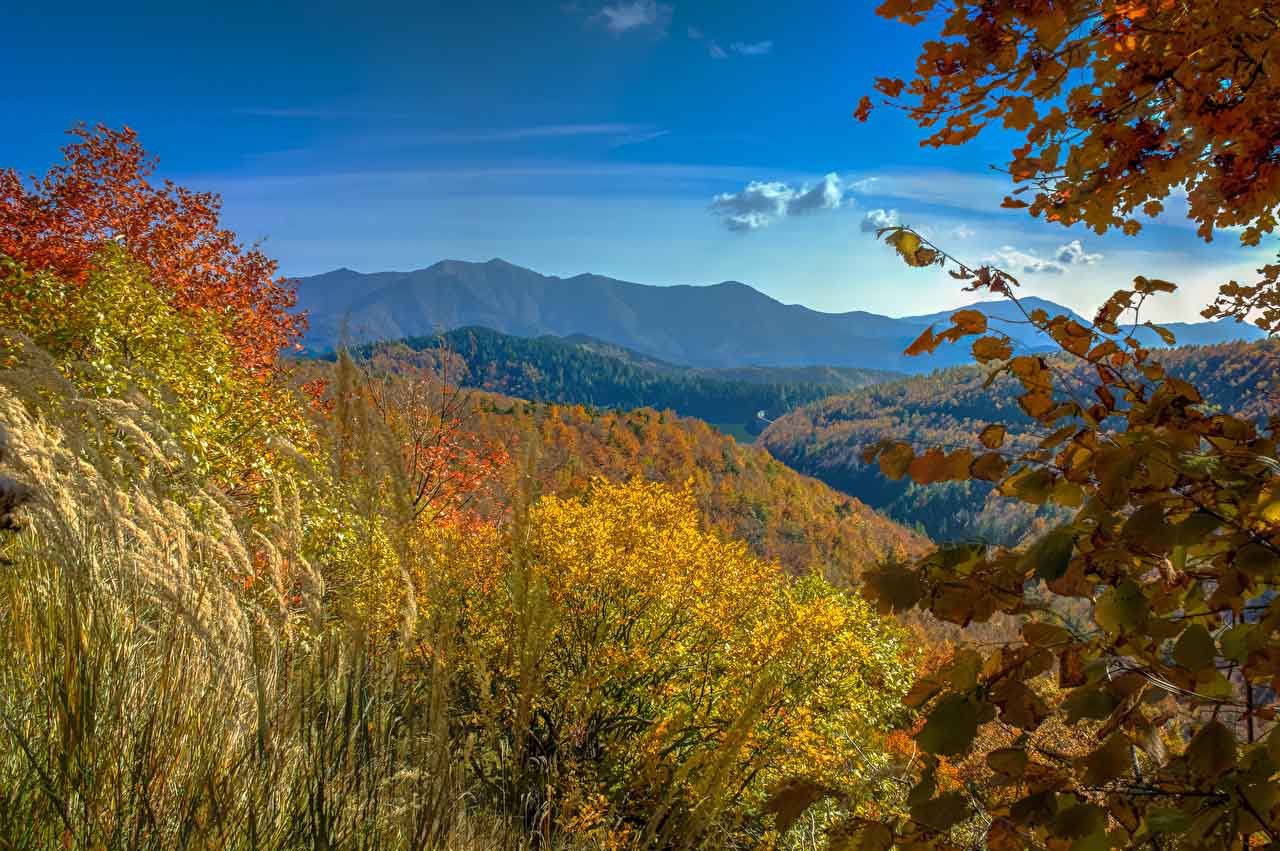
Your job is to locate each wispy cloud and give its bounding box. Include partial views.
[860,208,900,232]
[849,170,1013,215]
[686,21,772,59]
[609,129,672,149]
[204,162,764,197]
[710,173,844,231]
[589,0,673,36]
[240,106,414,119]
[416,124,657,143]
[989,239,1103,275]
[730,40,772,55]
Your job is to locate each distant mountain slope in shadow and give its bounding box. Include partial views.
[294,259,1265,372]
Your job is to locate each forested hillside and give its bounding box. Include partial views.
[321,343,928,580]
[761,340,1279,544]
[468,393,928,580]
[355,327,901,437]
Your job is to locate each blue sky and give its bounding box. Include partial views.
[4,0,1271,321]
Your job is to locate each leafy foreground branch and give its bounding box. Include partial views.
[851,225,1280,850]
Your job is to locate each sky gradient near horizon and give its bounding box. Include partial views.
[4,0,1274,322]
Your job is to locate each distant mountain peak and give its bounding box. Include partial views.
[293,261,1265,368]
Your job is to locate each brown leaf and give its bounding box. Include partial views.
[762,777,829,834]
[905,325,938,356]
[973,334,1013,362]
[876,441,914,480]
[951,308,988,334]
[971,452,1009,481]
[908,448,950,484]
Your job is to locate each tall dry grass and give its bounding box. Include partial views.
[0,339,802,850]
[0,338,536,850]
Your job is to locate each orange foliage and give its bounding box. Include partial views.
[0,125,303,376]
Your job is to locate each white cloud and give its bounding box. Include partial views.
[707,41,728,59]
[687,26,703,39]
[989,240,1103,275]
[951,225,975,239]
[1055,238,1103,266]
[991,246,1064,275]
[710,173,844,231]
[788,173,843,215]
[847,170,1013,214]
[590,0,672,36]
[730,40,773,55]
[860,208,900,232]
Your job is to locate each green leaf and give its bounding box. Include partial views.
[1121,503,1169,552]
[1235,543,1279,578]
[1186,721,1236,780]
[1019,526,1075,581]
[827,819,894,851]
[987,748,1029,780]
[1095,580,1149,634]
[1146,807,1191,835]
[1173,511,1220,546]
[917,694,980,756]
[910,791,971,832]
[1051,802,1106,841]
[1173,624,1217,670]
[1220,623,1258,664]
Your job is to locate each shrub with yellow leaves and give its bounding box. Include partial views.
[425,478,915,845]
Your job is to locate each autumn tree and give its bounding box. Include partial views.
[828,3,1280,847]
[861,0,1280,329]
[0,124,303,376]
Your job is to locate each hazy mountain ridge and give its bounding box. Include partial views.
[295,259,1267,373]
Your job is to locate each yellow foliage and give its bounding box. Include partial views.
[0,246,304,489]
[424,478,916,839]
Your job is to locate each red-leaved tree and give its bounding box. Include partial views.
[0,124,303,377]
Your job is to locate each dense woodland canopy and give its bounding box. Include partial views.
[762,339,1279,544]
[352,328,900,437]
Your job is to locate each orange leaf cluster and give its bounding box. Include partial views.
[0,124,304,377]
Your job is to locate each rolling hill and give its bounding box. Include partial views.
[352,327,902,436]
[463,390,932,582]
[759,340,1279,545]
[293,259,1265,372]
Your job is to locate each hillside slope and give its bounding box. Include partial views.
[463,391,931,582]
[358,327,902,434]
[760,340,1279,545]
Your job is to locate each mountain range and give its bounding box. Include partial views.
[294,259,1266,372]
